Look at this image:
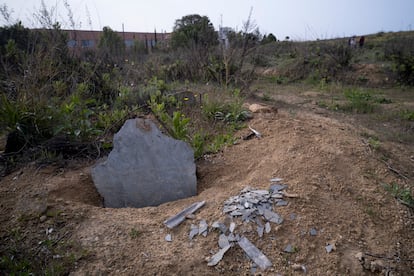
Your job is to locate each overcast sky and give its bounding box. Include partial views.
[2,0,414,40]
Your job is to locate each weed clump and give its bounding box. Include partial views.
[384,36,414,85]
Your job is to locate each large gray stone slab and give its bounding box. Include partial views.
[92,118,197,208]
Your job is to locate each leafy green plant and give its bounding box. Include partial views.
[262,92,271,101]
[57,93,101,140]
[171,111,190,140]
[367,137,381,150]
[0,255,32,275]
[383,183,414,208]
[384,36,414,85]
[207,133,236,153]
[129,228,140,239]
[343,88,376,113]
[191,132,206,159]
[202,93,250,126]
[400,109,414,121]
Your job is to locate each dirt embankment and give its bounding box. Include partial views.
[1,106,413,275]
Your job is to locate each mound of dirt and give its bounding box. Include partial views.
[1,107,413,275]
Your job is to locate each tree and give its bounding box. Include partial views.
[171,14,218,49]
[261,33,277,44]
[98,26,125,61]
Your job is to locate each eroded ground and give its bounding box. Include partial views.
[1,84,413,275]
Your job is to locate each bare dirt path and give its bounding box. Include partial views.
[1,103,413,275]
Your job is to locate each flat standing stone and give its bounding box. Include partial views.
[92,119,197,208]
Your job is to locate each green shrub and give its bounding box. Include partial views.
[400,110,414,121]
[201,93,250,126]
[207,133,236,153]
[343,88,376,113]
[191,132,206,159]
[384,36,414,85]
[383,183,414,208]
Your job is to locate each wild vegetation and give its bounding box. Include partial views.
[0,3,414,274]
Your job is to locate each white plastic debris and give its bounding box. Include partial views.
[248,125,262,139]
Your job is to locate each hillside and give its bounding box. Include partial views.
[1,29,413,275]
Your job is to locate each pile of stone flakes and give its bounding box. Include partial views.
[164,178,297,270]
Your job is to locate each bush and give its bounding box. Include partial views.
[343,88,376,113]
[384,36,414,85]
[276,41,353,83]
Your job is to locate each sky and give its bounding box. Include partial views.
[1,0,414,40]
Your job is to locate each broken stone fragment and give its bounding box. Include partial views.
[189,224,199,240]
[229,210,243,217]
[218,234,230,248]
[252,190,270,196]
[275,200,288,206]
[164,201,206,229]
[241,209,255,222]
[207,245,231,266]
[238,236,272,270]
[211,221,227,233]
[271,193,284,199]
[229,222,236,233]
[284,244,294,253]
[227,233,239,242]
[325,244,334,253]
[265,222,271,233]
[269,184,287,193]
[165,234,172,242]
[310,228,318,236]
[198,219,208,236]
[263,209,283,224]
[223,205,238,213]
[257,225,264,238]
